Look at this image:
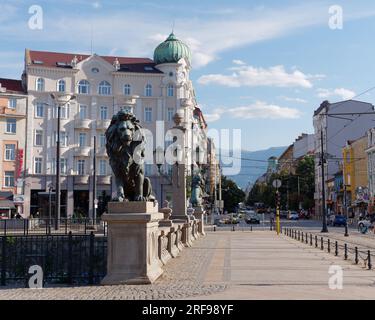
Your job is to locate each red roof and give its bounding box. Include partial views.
[27,50,162,73]
[0,78,24,93]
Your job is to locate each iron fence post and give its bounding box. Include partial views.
[1,236,6,286]
[315,235,318,248]
[4,220,6,236]
[368,251,372,270]
[310,234,312,246]
[301,232,304,243]
[65,218,68,235]
[335,241,338,256]
[68,231,73,284]
[89,232,94,285]
[327,239,330,253]
[344,243,348,260]
[85,219,87,235]
[321,237,323,250]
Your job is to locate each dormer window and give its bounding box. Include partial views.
[98,81,111,95]
[36,78,45,91]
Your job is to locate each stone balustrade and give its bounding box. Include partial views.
[101,201,205,285]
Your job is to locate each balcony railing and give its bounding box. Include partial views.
[74,146,91,157]
[75,118,91,129]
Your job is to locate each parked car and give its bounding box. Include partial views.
[279,210,288,219]
[332,215,347,227]
[289,211,299,220]
[246,213,260,224]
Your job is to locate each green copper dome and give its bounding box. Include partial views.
[153,33,191,65]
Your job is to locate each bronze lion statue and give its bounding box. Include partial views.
[105,110,154,202]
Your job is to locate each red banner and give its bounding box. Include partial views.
[15,149,23,179]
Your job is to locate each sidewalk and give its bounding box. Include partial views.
[1,231,375,300]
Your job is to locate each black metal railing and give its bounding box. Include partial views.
[0,232,107,286]
[284,227,375,270]
[0,218,107,236]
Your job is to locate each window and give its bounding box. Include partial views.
[52,158,67,174]
[124,84,131,96]
[36,78,45,91]
[53,104,69,119]
[35,130,43,146]
[78,80,90,94]
[145,164,152,176]
[6,118,16,134]
[57,79,66,92]
[167,108,174,122]
[8,98,16,109]
[167,84,174,97]
[98,81,111,95]
[35,103,44,118]
[54,131,68,147]
[77,160,85,175]
[5,144,15,161]
[145,84,152,97]
[34,157,42,174]
[99,133,106,148]
[79,105,87,119]
[144,107,152,122]
[4,171,14,187]
[79,133,87,147]
[100,106,108,120]
[99,160,107,175]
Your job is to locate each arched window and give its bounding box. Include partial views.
[78,80,90,94]
[36,78,45,92]
[124,84,131,96]
[57,79,65,92]
[167,84,174,97]
[145,84,152,97]
[98,80,111,95]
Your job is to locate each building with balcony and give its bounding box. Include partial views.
[313,100,375,216]
[21,32,209,218]
[0,78,27,217]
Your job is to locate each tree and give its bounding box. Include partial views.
[221,176,246,212]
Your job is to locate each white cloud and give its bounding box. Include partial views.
[233,59,246,65]
[279,96,307,103]
[317,88,356,100]
[203,101,302,123]
[92,2,101,9]
[198,64,318,88]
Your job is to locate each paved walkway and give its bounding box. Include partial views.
[1,231,375,300]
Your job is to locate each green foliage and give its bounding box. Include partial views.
[221,176,246,212]
[246,155,315,210]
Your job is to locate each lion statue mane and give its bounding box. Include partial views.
[105,110,154,202]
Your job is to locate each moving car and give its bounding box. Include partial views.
[245,213,261,224]
[332,215,347,227]
[289,211,299,220]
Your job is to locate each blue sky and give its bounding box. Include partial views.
[1,0,375,151]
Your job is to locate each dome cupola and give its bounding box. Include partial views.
[153,33,191,65]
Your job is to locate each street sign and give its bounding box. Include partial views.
[272,179,282,189]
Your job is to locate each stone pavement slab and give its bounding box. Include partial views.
[1,231,375,300]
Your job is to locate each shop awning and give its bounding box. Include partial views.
[0,200,16,209]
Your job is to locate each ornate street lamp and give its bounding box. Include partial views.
[50,93,76,230]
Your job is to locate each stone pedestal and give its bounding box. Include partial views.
[193,206,206,236]
[101,201,164,285]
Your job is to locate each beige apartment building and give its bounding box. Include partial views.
[22,33,208,218]
[0,78,27,217]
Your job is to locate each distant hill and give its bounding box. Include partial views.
[220,146,287,190]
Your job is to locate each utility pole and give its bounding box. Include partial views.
[92,135,97,224]
[219,166,222,214]
[55,102,61,231]
[344,184,349,236]
[320,129,328,233]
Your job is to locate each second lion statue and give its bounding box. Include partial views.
[105,110,154,202]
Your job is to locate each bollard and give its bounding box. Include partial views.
[355,247,358,264]
[310,234,313,246]
[301,232,304,242]
[368,251,372,270]
[335,241,338,256]
[321,237,323,250]
[214,225,216,232]
[344,244,348,260]
[298,231,300,241]
[305,234,308,244]
[327,239,330,253]
[315,235,318,248]
[250,226,252,232]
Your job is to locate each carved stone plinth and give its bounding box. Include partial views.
[193,206,206,236]
[101,201,164,285]
[158,229,173,265]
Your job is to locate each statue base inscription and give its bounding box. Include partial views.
[101,201,164,285]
